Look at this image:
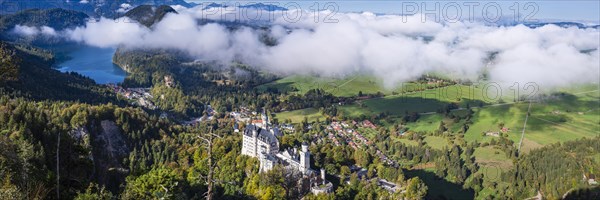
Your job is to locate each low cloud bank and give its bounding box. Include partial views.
[13,25,58,37]
[14,5,600,89]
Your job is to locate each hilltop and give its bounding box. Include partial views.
[0,8,88,32]
[124,5,177,28]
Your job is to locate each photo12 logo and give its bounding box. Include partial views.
[397,81,540,105]
[400,1,539,23]
[0,1,342,24]
[197,1,340,23]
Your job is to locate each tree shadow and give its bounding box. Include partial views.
[405,169,475,200]
[364,96,489,116]
[563,187,600,200]
[259,82,296,93]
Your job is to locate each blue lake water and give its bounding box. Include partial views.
[57,46,127,84]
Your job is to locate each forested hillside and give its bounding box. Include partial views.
[504,137,600,199]
[0,8,88,32]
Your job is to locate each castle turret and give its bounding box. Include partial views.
[311,167,333,195]
[320,168,326,185]
[300,142,310,174]
[302,142,308,152]
[262,110,268,129]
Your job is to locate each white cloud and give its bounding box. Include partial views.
[490,44,599,88]
[117,3,132,13]
[17,6,598,89]
[67,17,148,48]
[12,25,58,37]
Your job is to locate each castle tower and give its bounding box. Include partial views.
[320,168,326,185]
[262,109,269,129]
[300,142,310,174]
[259,146,274,172]
[252,128,258,157]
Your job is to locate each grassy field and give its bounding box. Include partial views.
[393,138,419,146]
[403,114,444,132]
[473,147,512,167]
[464,88,600,152]
[343,83,517,116]
[357,127,379,140]
[337,104,376,118]
[258,75,462,98]
[403,110,473,133]
[471,146,513,199]
[423,136,450,150]
[464,104,526,144]
[258,75,388,97]
[274,108,325,124]
[263,75,598,199]
[267,75,599,152]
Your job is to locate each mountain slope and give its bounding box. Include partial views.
[0,41,117,103]
[124,5,177,27]
[0,8,89,32]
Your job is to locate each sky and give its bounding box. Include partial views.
[186,0,600,23]
[14,1,599,90]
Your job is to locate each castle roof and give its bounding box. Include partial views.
[244,124,278,144]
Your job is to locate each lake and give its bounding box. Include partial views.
[56,46,127,84]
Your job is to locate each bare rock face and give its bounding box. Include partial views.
[69,127,90,148]
[91,120,129,192]
[98,120,129,158]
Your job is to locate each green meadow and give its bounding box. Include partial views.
[266,75,599,152]
[274,108,325,124]
[258,75,387,97]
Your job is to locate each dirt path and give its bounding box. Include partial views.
[518,101,533,154]
[524,190,543,200]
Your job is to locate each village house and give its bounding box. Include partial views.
[583,173,598,185]
[485,131,500,137]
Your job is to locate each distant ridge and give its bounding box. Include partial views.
[522,21,599,29]
[0,0,191,18]
[124,5,178,27]
[202,2,288,11]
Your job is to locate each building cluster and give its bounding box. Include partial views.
[182,105,217,126]
[343,165,402,193]
[325,121,397,167]
[107,84,156,109]
[230,107,294,133]
[361,120,377,129]
[485,131,500,137]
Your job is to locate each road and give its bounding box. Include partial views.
[517,101,533,154]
